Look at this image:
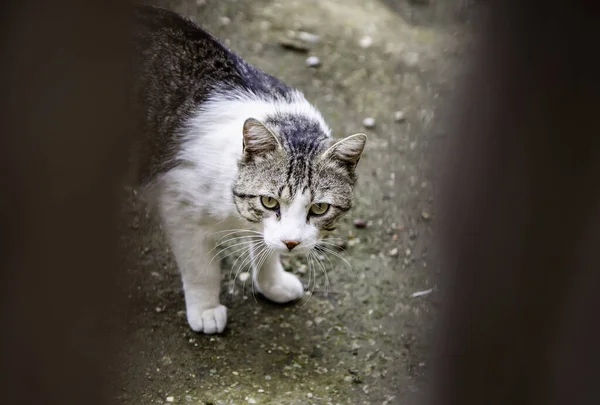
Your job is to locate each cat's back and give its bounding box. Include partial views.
[131,5,297,184]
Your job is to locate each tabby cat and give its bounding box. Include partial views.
[132,5,366,334]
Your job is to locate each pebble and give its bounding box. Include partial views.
[362,117,376,128]
[389,248,399,257]
[297,31,320,43]
[332,239,348,250]
[353,218,368,228]
[394,110,406,122]
[359,36,373,48]
[265,375,272,380]
[247,398,257,404]
[166,397,174,403]
[411,288,433,298]
[279,38,310,53]
[238,272,250,282]
[219,16,231,26]
[306,56,321,67]
[421,211,431,220]
[403,51,420,67]
[347,238,361,247]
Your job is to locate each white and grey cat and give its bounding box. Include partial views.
[131,6,366,334]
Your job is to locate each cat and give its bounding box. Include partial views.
[131,5,366,334]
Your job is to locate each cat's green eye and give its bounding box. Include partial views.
[260,196,279,210]
[310,202,330,216]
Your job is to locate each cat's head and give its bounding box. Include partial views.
[232,116,366,255]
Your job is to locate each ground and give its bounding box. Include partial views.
[115,1,469,404]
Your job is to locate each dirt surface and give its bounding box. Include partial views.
[115,1,470,404]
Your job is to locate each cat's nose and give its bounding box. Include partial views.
[282,240,300,251]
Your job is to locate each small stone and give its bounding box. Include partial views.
[166,397,175,403]
[297,31,320,43]
[421,211,431,220]
[389,248,399,257]
[247,398,257,404]
[278,38,310,53]
[358,36,373,48]
[332,240,348,250]
[155,307,162,313]
[305,320,314,328]
[232,371,239,376]
[353,218,368,229]
[394,110,406,122]
[219,16,231,26]
[238,272,250,282]
[405,248,412,256]
[362,117,376,128]
[306,56,321,67]
[403,51,420,67]
[265,375,272,380]
[347,238,361,247]
[307,393,313,398]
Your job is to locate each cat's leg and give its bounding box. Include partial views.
[167,226,226,334]
[156,192,226,334]
[253,251,304,303]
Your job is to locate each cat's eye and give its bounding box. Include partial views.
[260,196,279,210]
[310,202,330,216]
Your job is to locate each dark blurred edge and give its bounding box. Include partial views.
[431,1,600,405]
[0,0,134,404]
[2,0,600,404]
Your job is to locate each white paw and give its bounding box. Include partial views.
[186,304,227,334]
[257,271,304,304]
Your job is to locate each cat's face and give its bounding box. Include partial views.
[232,118,366,255]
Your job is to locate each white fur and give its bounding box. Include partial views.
[147,91,329,334]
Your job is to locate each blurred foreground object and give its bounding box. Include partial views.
[0,0,132,404]
[433,1,600,405]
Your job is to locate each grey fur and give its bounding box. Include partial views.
[131,5,365,233]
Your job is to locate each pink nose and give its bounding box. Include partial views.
[282,240,300,251]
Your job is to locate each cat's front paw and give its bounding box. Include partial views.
[257,271,304,304]
[186,304,227,334]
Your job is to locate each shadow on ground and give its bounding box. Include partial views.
[115,1,468,404]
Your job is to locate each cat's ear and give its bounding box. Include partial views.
[321,133,367,169]
[242,118,281,158]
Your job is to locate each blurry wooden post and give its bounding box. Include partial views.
[431,1,600,405]
[0,0,133,404]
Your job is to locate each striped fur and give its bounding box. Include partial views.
[133,6,366,334]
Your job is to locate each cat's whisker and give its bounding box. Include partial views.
[251,245,271,303]
[300,253,316,308]
[210,235,263,254]
[313,250,331,297]
[316,245,355,273]
[228,242,260,289]
[208,239,261,268]
[230,242,263,296]
[209,233,263,253]
[208,228,263,238]
[233,242,264,289]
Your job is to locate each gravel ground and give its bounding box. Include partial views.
[114,1,470,404]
